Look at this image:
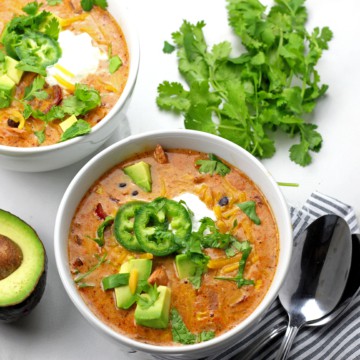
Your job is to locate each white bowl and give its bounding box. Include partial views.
[54,129,293,359]
[0,0,139,172]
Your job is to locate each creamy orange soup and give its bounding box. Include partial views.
[0,0,129,147]
[68,146,279,346]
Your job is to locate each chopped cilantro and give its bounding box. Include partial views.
[44,16,61,40]
[60,119,92,142]
[34,129,46,144]
[136,284,160,310]
[196,154,231,176]
[22,1,42,15]
[157,1,333,166]
[81,0,108,11]
[109,55,123,74]
[171,308,215,345]
[23,76,48,101]
[74,252,107,284]
[237,201,261,225]
[216,240,255,288]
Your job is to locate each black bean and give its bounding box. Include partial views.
[7,119,19,128]
[132,190,139,196]
[218,196,229,206]
[119,182,127,188]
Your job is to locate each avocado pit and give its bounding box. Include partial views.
[0,209,47,323]
[0,234,23,280]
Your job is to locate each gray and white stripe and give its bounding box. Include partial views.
[207,191,359,360]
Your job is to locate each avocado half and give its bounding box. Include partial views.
[0,209,47,323]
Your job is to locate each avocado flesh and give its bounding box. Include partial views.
[5,56,23,84]
[175,254,198,279]
[0,209,46,315]
[134,285,171,329]
[124,161,152,192]
[115,259,152,309]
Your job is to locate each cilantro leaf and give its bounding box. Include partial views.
[60,119,92,142]
[171,308,215,345]
[23,76,48,101]
[94,0,108,9]
[22,1,42,15]
[34,129,46,144]
[0,90,11,109]
[81,0,108,11]
[157,81,191,112]
[216,240,255,288]
[44,16,60,39]
[136,284,160,310]
[171,308,197,345]
[163,41,175,54]
[109,55,122,74]
[61,84,101,116]
[80,0,94,11]
[236,201,261,225]
[196,153,230,176]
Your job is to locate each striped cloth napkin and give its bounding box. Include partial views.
[208,191,360,360]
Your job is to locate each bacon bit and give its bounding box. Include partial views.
[148,266,169,287]
[153,144,168,164]
[193,176,205,184]
[74,235,82,245]
[95,203,107,220]
[52,85,63,106]
[72,257,83,267]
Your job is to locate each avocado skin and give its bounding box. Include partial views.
[0,254,47,323]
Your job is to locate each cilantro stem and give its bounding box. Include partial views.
[74,252,107,283]
[277,182,299,187]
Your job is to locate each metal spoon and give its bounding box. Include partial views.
[274,214,352,360]
[228,233,360,360]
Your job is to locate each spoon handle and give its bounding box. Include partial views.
[233,323,287,360]
[274,323,300,360]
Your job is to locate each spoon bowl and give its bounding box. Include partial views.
[275,214,352,360]
[228,233,360,360]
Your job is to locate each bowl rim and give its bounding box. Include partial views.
[0,0,140,155]
[54,129,293,355]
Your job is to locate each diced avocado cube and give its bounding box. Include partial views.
[115,259,152,309]
[0,74,15,108]
[0,59,6,76]
[5,56,23,84]
[175,254,198,279]
[134,285,171,329]
[60,115,78,132]
[123,161,152,192]
[0,74,15,92]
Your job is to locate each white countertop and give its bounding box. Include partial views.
[1,0,360,359]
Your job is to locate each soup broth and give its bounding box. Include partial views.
[68,146,279,345]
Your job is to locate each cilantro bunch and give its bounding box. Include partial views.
[157,0,333,166]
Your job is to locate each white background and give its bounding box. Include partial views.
[1,0,359,359]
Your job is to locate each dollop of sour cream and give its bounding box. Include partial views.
[46,30,107,89]
[173,192,216,232]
